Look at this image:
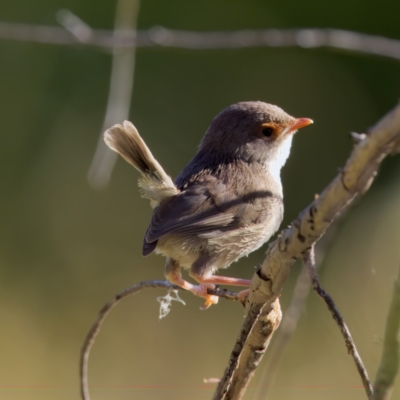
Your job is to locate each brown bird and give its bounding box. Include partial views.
[104,102,313,309]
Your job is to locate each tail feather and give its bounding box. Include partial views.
[104,121,179,207]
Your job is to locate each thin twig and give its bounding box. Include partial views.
[255,229,337,399]
[80,281,176,400]
[56,9,93,43]
[208,287,241,302]
[87,0,141,189]
[1,20,400,61]
[80,279,239,400]
[305,246,373,399]
[213,102,400,400]
[373,266,400,400]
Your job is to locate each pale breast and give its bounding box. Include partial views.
[206,198,283,269]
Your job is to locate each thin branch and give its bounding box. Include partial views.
[255,230,337,399]
[56,9,93,43]
[213,102,400,400]
[373,266,400,400]
[80,280,238,400]
[305,246,373,399]
[80,281,176,400]
[1,20,400,61]
[87,0,140,189]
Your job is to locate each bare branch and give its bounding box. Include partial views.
[213,102,400,400]
[224,299,282,400]
[373,266,400,400]
[212,296,274,400]
[255,231,336,398]
[56,9,93,43]
[80,280,239,400]
[80,280,176,400]
[305,246,373,399]
[87,0,140,189]
[1,20,400,61]
[208,287,240,302]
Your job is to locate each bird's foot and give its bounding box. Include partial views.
[191,284,219,310]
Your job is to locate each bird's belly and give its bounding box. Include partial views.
[155,218,280,271]
[207,222,278,269]
[155,235,207,268]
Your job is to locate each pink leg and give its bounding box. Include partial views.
[191,274,251,287]
[165,259,219,310]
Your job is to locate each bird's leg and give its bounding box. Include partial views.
[191,275,251,287]
[190,273,252,304]
[164,258,219,309]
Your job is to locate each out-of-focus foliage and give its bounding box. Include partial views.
[1,1,400,399]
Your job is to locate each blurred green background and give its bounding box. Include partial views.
[1,1,400,399]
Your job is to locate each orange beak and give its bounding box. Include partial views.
[288,118,313,133]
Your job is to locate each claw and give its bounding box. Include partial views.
[192,283,219,310]
[200,295,219,310]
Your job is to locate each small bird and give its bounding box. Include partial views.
[104,102,313,309]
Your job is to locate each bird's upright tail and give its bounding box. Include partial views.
[104,121,179,208]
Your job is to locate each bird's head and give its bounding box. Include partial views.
[199,101,313,173]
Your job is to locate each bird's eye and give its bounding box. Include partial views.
[262,127,274,137]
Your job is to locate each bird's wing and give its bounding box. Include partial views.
[142,177,280,256]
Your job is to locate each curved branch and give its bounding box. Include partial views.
[80,281,177,400]
[214,102,400,400]
[80,280,238,400]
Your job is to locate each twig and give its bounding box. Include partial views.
[373,266,400,400]
[80,280,239,400]
[208,287,241,302]
[255,230,337,398]
[87,0,140,189]
[305,246,373,399]
[56,9,93,43]
[80,280,176,400]
[213,102,400,400]
[1,20,400,61]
